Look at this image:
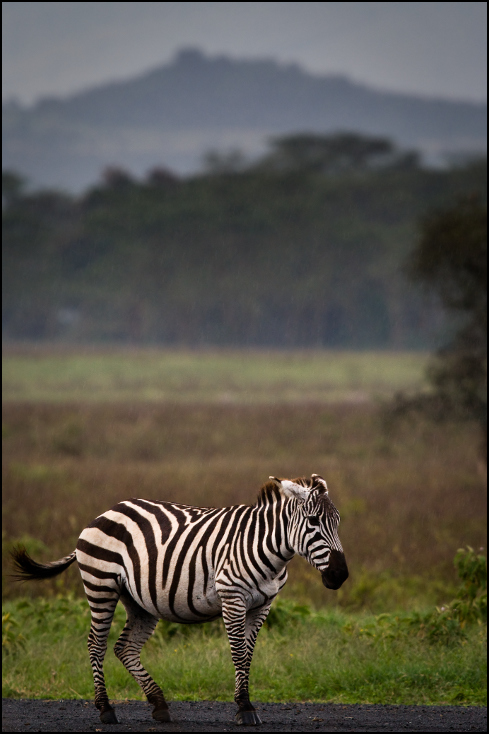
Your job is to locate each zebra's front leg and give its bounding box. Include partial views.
[222,599,270,726]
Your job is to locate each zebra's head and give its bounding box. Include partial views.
[270,474,349,590]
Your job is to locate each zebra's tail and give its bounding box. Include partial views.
[11,546,77,582]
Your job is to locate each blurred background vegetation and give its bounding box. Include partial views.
[2,133,486,349]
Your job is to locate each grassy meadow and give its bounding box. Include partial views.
[2,346,428,403]
[2,346,486,704]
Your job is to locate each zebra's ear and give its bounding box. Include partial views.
[270,477,310,502]
[311,474,328,493]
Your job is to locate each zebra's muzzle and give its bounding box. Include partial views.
[321,549,349,590]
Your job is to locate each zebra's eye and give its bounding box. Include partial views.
[307,516,320,527]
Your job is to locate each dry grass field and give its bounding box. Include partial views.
[3,364,486,609]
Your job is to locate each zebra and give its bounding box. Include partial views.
[11,473,348,726]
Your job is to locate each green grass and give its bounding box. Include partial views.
[2,596,486,705]
[2,348,429,403]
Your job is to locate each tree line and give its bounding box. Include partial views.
[2,133,486,349]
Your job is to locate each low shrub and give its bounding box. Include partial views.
[342,546,487,645]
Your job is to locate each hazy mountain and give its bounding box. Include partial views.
[3,48,487,192]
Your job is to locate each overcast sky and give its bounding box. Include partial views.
[2,2,487,106]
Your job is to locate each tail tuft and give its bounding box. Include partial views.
[11,546,77,582]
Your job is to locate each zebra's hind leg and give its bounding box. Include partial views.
[114,592,171,722]
[86,593,120,724]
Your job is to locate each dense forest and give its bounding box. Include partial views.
[2,134,487,348]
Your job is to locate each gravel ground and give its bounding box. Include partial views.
[2,700,487,732]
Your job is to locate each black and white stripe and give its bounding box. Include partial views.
[12,473,348,726]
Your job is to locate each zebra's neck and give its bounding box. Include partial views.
[252,490,296,570]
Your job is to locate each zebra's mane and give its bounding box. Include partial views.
[256,477,311,506]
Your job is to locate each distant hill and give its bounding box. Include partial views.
[2,48,487,192]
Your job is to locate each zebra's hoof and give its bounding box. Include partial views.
[235,710,262,726]
[152,707,172,722]
[100,708,118,724]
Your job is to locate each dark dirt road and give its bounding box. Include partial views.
[2,700,487,732]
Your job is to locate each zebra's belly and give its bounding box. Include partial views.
[155,604,222,624]
[152,568,223,623]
